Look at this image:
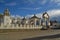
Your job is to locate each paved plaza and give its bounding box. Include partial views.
[0,29,60,40]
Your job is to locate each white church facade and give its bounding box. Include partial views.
[0,8,50,29]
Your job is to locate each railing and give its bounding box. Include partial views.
[0,24,42,29]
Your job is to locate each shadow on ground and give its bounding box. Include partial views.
[22,34,60,40]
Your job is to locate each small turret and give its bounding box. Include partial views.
[4,8,10,16]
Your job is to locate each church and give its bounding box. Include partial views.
[0,8,50,29]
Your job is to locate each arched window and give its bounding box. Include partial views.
[36,20,39,25]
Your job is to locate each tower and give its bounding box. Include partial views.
[42,12,50,29]
[4,8,10,16]
[3,8,11,26]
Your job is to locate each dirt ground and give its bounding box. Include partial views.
[0,29,60,40]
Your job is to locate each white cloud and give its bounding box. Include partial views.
[19,7,41,10]
[26,14,33,18]
[5,2,17,6]
[23,0,47,5]
[41,0,47,5]
[0,0,5,3]
[57,3,60,6]
[36,13,42,18]
[50,0,60,6]
[11,15,23,19]
[27,0,36,4]
[23,0,37,5]
[47,9,60,17]
[53,0,60,3]
[47,9,60,20]
[26,13,42,18]
[26,9,60,19]
[50,0,60,3]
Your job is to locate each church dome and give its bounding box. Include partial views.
[42,12,49,19]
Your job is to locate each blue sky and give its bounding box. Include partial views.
[0,0,60,18]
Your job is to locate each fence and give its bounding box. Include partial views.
[0,24,42,29]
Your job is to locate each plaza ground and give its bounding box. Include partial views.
[0,29,60,40]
